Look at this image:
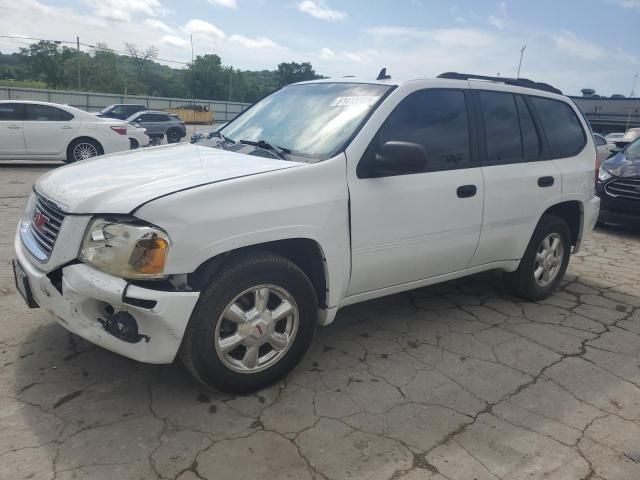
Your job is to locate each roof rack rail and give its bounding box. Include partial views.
[437,72,563,95]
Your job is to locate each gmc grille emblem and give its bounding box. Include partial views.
[33,209,49,234]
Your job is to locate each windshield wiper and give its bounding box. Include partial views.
[238,139,291,160]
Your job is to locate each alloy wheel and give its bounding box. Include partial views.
[214,285,299,373]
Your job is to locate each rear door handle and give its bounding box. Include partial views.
[457,185,477,198]
[61,125,73,130]
[7,125,21,129]
[538,176,555,187]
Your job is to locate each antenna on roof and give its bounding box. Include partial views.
[377,68,391,80]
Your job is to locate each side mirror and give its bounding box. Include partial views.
[370,141,428,176]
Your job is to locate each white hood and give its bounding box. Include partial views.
[36,143,303,214]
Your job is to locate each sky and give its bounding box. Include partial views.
[0,0,639,96]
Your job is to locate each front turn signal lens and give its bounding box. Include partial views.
[130,236,169,275]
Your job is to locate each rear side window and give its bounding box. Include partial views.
[370,88,472,173]
[25,104,74,121]
[479,91,522,164]
[529,97,586,158]
[0,103,22,121]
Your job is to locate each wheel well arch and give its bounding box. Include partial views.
[188,238,328,309]
[67,136,104,155]
[542,200,583,246]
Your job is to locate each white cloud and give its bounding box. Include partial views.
[365,26,495,49]
[84,0,168,22]
[182,19,225,39]
[552,30,607,61]
[229,34,278,49]
[208,0,237,8]
[161,35,189,48]
[296,0,346,21]
[144,19,174,34]
[319,47,375,64]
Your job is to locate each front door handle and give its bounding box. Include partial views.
[538,176,555,187]
[7,125,21,129]
[457,185,477,198]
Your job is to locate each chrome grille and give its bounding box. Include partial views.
[27,195,66,260]
[605,178,640,201]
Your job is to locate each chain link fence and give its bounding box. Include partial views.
[0,86,251,124]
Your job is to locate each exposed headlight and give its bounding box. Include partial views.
[598,166,613,182]
[79,218,170,279]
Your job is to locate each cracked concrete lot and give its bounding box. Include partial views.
[2,164,640,480]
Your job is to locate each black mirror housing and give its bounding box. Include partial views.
[366,141,428,177]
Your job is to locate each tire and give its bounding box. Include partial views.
[66,138,102,163]
[166,128,182,144]
[180,251,318,393]
[507,214,571,301]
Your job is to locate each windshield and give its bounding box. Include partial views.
[219,82,391,161]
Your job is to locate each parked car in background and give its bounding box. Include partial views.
[611,128,640,150]
[127,110,186,143]
[96,104,146,120]
[13,74,599,393]
[126,124,151,149]
[605,132,625,141]
[0,100,136,163]
[594,133,615,167]
[597,137,640,225]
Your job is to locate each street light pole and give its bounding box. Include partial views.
[76,36,81,90]
[516,45,526,79]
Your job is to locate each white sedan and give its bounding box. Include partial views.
[0,100,149,163]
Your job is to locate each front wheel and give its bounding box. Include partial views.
[507,214,571,301]
[180,252,318,393]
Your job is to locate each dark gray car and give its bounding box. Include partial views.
[127,110,187,144]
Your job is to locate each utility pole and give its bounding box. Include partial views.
[76,36,81,90]
[229,67,233,101]
[631,74,638,98]
[516,45,526,79]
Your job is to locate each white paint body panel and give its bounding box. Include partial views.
[14,77,600,364]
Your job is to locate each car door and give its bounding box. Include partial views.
[468,89,562,267]
[347,88,484,296]
[23,104,79,155]
[0,103,26,155]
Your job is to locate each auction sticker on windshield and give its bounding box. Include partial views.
[331,96,380,107]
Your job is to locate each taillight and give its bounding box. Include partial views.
[110,126,127,135]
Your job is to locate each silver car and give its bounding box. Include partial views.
[127,111,187,144]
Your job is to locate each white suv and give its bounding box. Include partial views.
[14,73,600,393]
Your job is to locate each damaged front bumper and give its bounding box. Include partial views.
[14,234,200,364]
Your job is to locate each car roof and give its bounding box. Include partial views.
[294,73,567,100]
[0,100,93,117]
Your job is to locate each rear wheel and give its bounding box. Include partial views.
[166,128,182,144]
[508,214,571,301]
[66,138,102,163]
[180,252,317,393]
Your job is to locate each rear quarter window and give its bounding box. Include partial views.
[529,96,586,158]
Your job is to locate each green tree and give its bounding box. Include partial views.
[276,62,323,88]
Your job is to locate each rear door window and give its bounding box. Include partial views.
[529,96,586,158]
[25,104,74,121]
[0,103,23,121]
[515,95,541,159]
[479,91,522,164]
